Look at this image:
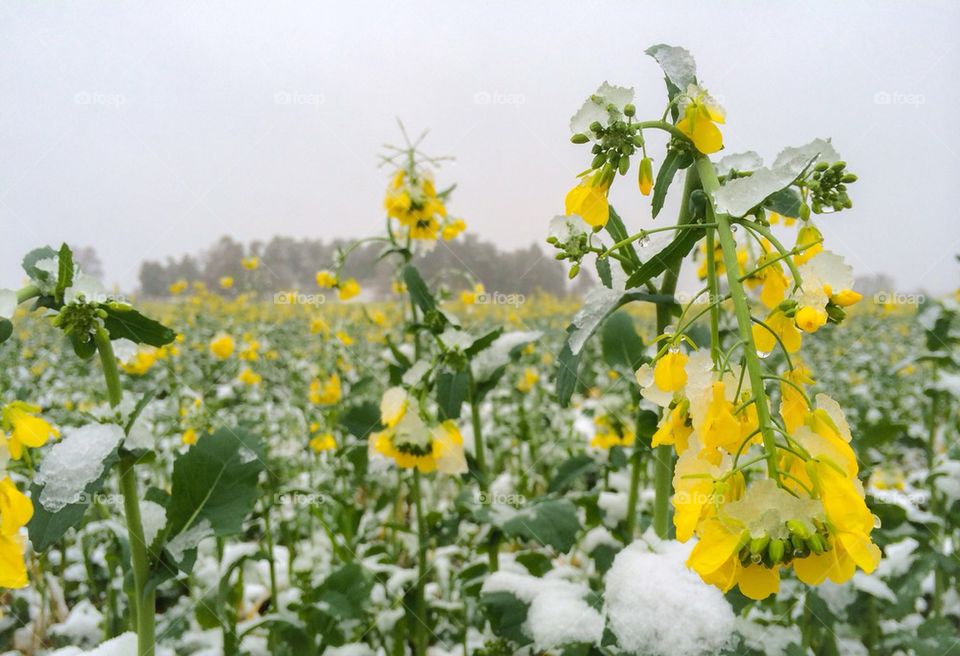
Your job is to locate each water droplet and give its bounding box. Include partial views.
[756,349,772,359]
[873,515,882,529]
[732,225,740,233]
[638,235,651,248]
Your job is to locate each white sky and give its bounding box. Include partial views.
[1,0,958,294]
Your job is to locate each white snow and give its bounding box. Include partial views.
[35,423,125,512]
[49,600,104,647]
[0,288,17,319]
[604,538,735,656]
[471,331,542,382]
[140,500,167,547]
[568,288,622,355]
[48,631,138,655]
[645,44,697,90]
[734,618,803,656]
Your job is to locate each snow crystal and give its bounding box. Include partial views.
[716,151,763,176]
[140,500,167,547]
[482,571,603,650]
[645,44,697,90]
[471,331,542,382]
[713,138,839,217]
[167,518,214,562]
[605,540,735,656]
[568,287,622,355]
[35,423,125,512]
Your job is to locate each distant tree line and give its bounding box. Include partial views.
[137,234,593,298]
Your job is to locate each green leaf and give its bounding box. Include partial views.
[498,498,581,552]
[55,243,74,301]
[595,255,612,289]
[604,206,641,271]
[312,563,372,619]
[651,149,682,218]
[555,327,581,408]
[548,455,597,494]
[624,226,705,289]
[402,264,436,313]
[436,370,468,421]
[21,246,57,282]
[338,402,382,439]
[465,327,504,358]
[0,319,12,345]
[481,591,531,645]
[101,305,176,347]
[515,551,553,576]
[763,187,803,218]
[165,428,265,563]
[600,311,646,370]
[27,450,120,552]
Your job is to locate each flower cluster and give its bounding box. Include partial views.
[369,387,467,474]
[384,168,466,245]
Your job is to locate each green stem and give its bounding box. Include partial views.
[468,378,499,570]
[16,284,40,305]
[705,228,721,363]
[96,327,154,656]
[697,158,780,479]
[651,165,700,538]
[411,470,428,656]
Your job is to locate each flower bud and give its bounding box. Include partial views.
[568,264,580,280]
[591,153,606,169]
[767,539,786,564]
[749,536,771,555]
[618,156,631,176]
[638,157,654,196]
[786,519,811,539]
[624,103,636,117]
[571,133,590,144]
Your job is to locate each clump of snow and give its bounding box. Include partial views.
[645,44,697,90]
[581,526,619,555]
[471,331,542,381]
[140,500,167,547]
[49,600,103,647]
[167,518,214,562]
[48,632,137,656]
[852,572,896,602]
[604,537,735,656]
[568,289,622,355]
[325,645,376,656]
[35,423,125,512]
[482,570,604,650]
[734,618,802,656]
[877,537,918,579]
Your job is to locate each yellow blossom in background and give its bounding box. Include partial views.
[336,330,354,346]
[589,415,635,450]
[209,333,236,359]
[516,367,539,393]
[1,402,59,460]
[310,316,330,335]
[238,367,262,386]
[120,349,158,376]
[338,278,361,301]
[316,270,337,288]
[460,283,485,305]
[442,218,466,240]
[219,276,234,289]
[169,279,188,295]
[310,374,342,405]
[182,428,198,445]
[241,256,260,270]
[309,433,337,452]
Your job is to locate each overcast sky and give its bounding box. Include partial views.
[1,0,958,294]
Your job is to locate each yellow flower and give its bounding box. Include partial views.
[653,351,688,392]
[336,330,354,346]
[338,279,361,301]
[309,316,330,335]
[828,287,862,307]
[460,283,485,305]
[315,270,337,288]
[589,416,635,450]
[700,382,741,457]
[752,311,802,355]
[219,276,234,289]
[238,367,262,386]
[780,365,814,432]
[209,333,235,359]
[169,279,188,295]
[309,374,342,405]
[241,257,260,270]
[309,433,337,452]
[516,367,539,393]
[793,224,823,265]
[652,402,692,454]
[120,349,158,376]
[676,86,725,154]
[0,477,32,589]
[431,421,468,474]
[370,310,388,327]
[638,157,654,196]
[1,402,59,460]
[441,218,466,240]
[380,387,409,428]
[182,428,198,445]
[410,217,440,241]
[565,176,611,228]
[795,305,828,333]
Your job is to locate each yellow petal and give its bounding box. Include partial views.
[737,564,780,600]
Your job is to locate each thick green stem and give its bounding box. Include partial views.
[696,157,780,478]
[468,378,499,570]
[96,328,155,656]
[651,165,701,538]
[16,284,40,305]
[705,228,721,364]
[411,471,428,656]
